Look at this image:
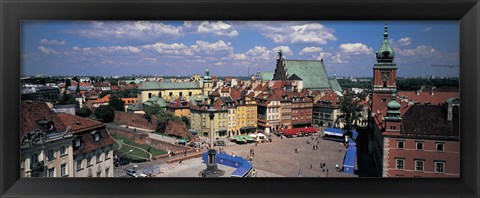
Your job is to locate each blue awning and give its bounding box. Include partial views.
[343,146,357,174]
[202,152,252,177]
[351,131,359,140]
[348,138,356,147]
[324,128,344,137]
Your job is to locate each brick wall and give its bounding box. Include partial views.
[146,138,192,154]
[107,128,149,144]
[114,111,157,130]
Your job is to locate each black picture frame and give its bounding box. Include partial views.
[1,0,479,197]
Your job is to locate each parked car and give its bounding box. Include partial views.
[188,142,199,148]
[215,140,226,146]
[126,169,139,177]
[114,157,130,167]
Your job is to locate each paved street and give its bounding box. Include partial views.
[115,133,356,177]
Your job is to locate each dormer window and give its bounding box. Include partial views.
[91,131,101,142]
[74,138,81,147]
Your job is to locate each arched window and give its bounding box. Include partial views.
[148,93,152,98]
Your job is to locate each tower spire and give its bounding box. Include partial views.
[384,22,389,39]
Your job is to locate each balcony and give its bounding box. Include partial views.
[30,161,45,171]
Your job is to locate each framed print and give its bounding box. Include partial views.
[1,0,479,197]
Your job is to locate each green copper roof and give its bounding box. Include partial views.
[128,101,144,111]
[329,78,343,93]
[259,72,274,81]
[284,60,331,90]
[144,96,167,107]
[387,97,401,109]
[140,81,200,90]
[189,94,208,104]
[376,23,395,62]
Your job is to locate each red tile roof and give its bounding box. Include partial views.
[57,113,104,134]
[397,91,459,106]
[21,101,68,137]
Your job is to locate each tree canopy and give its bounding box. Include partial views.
[336,92,362,133]
[94,105,114,123]
[108,94,125,111]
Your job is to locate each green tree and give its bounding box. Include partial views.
[336,92,362,134]
[72,76,79,82]
[181,115,190,129]
[59,94,79,108]
[75,108,91,117]
[76,82,80,94]
[98,90,113,98]
[94,105,114,123]
[109,94,125,111]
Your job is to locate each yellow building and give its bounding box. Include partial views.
[190,99,228,139]
[235,96,257,135]
[166,99,192,118]
[219,97,237,137]
[138,81,203,103]
[202,68,213,96]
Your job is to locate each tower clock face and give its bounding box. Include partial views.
[381,72,390,81]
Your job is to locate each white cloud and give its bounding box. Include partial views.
[197,21,239,37]
[190,40,233,55]
[330,54,348,64]
[272,46,293,56]
[397,37,412,46]
[37,46,57,54]
[142,42,192,55]
[422,26,432,32]
[396,45,439,57]
[67,21,184,41]
[339,43,373,55]
[299,47,323,55]
[240,22,336,45]
[40,39,66,45]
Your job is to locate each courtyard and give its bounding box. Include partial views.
[115,133,357,177]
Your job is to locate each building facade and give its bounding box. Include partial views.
[21,101,75,178]
[58,113,115,177]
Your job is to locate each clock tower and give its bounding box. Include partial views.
[373,23,397,94]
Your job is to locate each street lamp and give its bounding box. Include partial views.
[119,149,133,159]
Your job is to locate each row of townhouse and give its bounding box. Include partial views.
[21,101,115,178]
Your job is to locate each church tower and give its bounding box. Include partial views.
[373,23,397,94]
[202,67,213,96]
[273,50,288,81]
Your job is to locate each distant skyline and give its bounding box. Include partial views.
[21,21,459,77]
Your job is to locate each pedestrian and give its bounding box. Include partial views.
[335,164,339,171]
[310,164,313,169]
[281,135,283,140]
[255,142,258,146]
[339,148,342,152]
[313,145,315,150]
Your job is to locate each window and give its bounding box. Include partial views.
[31,153,38,164]
[179,92,183,97]
[395,158,404,170]
[48,168,55,177]
[169,92,173,97]
[416,142,424,150]
[415,160,424,172]
[75,139,81,147]
[436,143,444,151]
[96,154,101,163]
[397,141,404,149]
[47,149,55,161]
[87,157,93,167]
[148,93,152,98]
[94,133,100,142]
[435,161,445,173]
[76,160,82,171]
[61,163,67,177]
[105,151,110,160]
[60,146,67,156]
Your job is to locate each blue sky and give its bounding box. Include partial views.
[21,21,459,77]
